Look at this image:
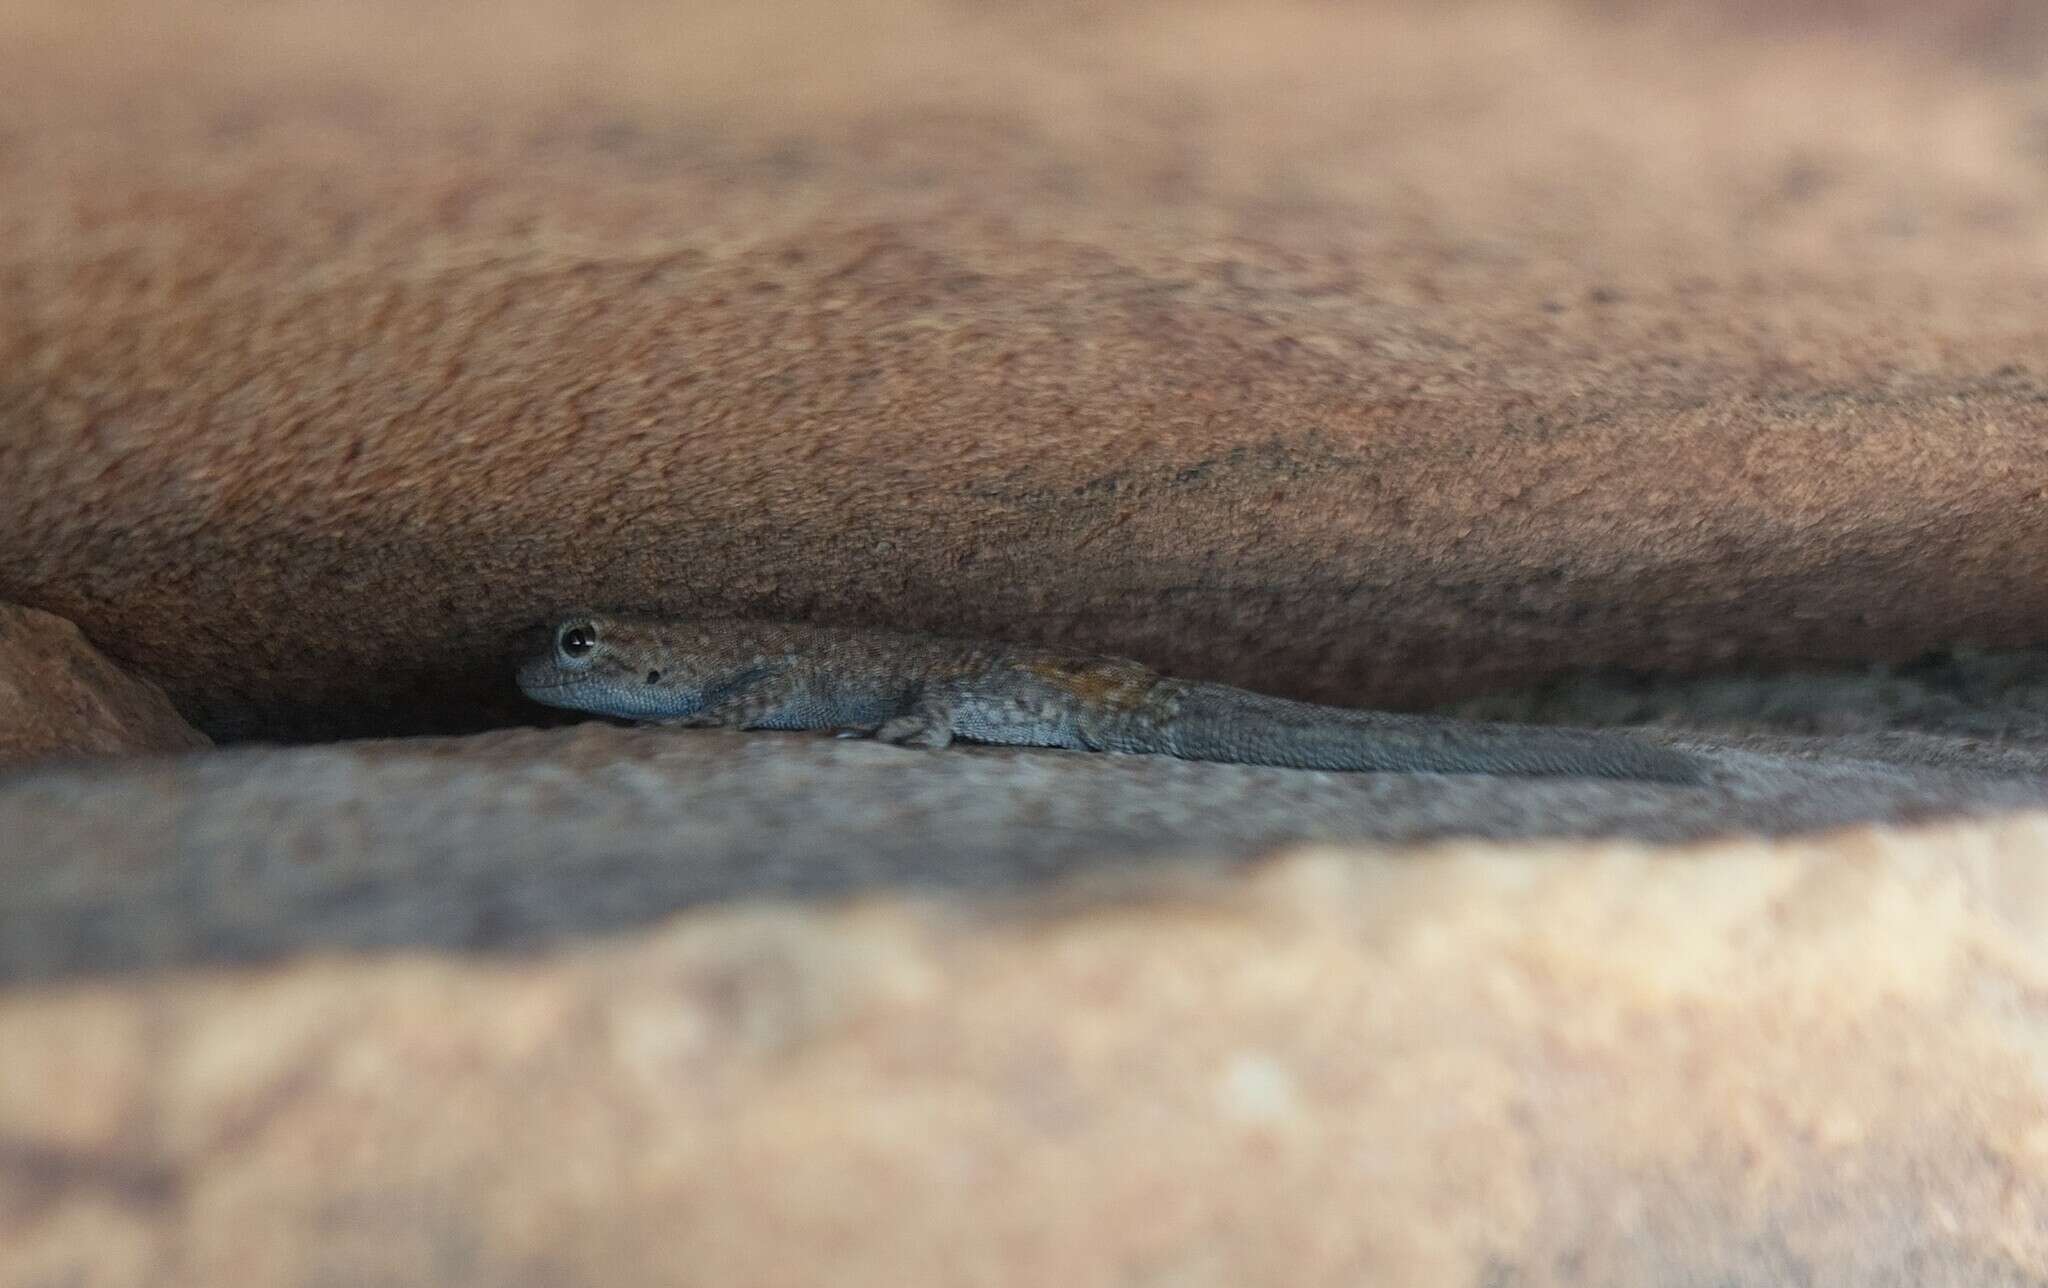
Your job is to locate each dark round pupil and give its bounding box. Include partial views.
[561,626,596,657]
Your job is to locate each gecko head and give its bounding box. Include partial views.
[517,613,701,721]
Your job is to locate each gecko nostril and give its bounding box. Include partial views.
[645,670,662,684]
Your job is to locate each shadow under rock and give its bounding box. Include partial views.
[7,722,2048,983]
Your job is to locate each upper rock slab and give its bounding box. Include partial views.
[6,0,2047,739]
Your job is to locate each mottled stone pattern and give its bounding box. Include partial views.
[0,603,209,768]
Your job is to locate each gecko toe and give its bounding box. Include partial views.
[875,715,954,748]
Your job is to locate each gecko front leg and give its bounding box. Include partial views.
[872,689,958,748]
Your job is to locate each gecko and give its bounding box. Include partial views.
[516,613,1708,784]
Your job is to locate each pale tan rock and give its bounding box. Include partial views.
[0,604,208,768]
[6,817,2048,1286]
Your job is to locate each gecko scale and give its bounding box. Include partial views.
[517,614,1708,784]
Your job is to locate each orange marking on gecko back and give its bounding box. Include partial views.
[1020,657,1160,711]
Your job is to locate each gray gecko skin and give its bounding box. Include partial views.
[517,614,1709,784]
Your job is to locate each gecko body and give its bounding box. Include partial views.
[517,614,1707,784]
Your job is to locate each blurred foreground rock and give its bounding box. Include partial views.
[7,715,2048,1281]
[7,816,2048,1286]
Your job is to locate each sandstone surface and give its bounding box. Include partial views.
[0,603,209,769]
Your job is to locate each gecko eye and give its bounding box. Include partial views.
[558,622,599,659]
[645,670,662,684]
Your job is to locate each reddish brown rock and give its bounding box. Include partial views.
[7,0,2048,740]
[0,603,208,768]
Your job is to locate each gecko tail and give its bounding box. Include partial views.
[1151,684,1708,784]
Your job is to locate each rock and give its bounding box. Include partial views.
[0,604,208,768]
[6,818,2048,1286]
[6,720,2048,980]
[7,0,2048,739]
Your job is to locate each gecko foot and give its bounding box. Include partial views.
[875,713,955,749]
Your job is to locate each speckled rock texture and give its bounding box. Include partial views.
[0,603,209,768]
[6,0,2048,740]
